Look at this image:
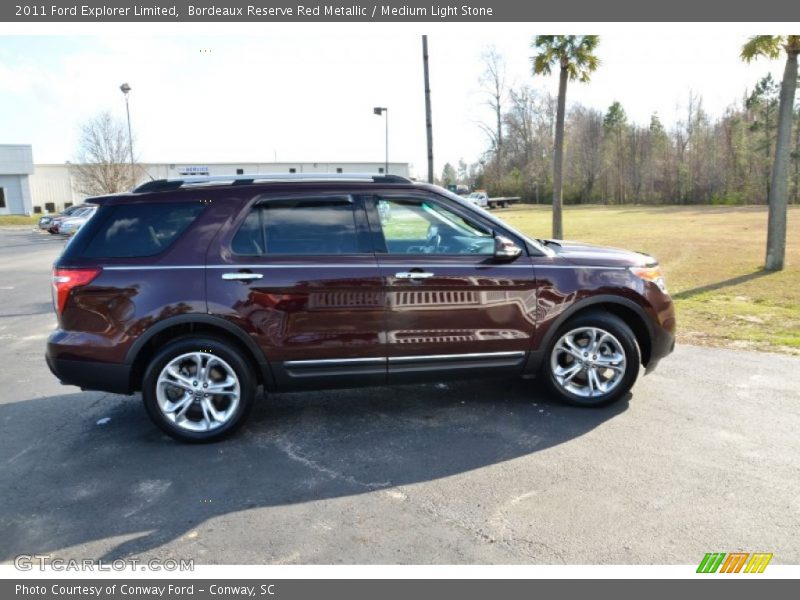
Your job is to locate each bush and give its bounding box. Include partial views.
[709,192,748,205]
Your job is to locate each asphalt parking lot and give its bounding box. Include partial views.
[1,227,799,565]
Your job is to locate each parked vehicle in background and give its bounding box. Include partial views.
[465,190,521,209]
[46,173,675,442]
[49,206,97,235]
[446,184,470,196]
[38,204,90,231]
[56,207,98,236]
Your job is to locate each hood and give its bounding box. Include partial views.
[544,239,657,268]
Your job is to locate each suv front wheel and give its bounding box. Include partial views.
[142,337,256,442]
[543,311,640,407]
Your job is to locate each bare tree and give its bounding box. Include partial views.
[71,111,140,197]
[566,105,603,202]
[479,46,507,159]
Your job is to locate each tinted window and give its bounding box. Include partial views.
[231,209,263,255]
[81,202,204,258]
[232,198,360,255]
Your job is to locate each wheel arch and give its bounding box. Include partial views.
[124,314,274,392]
[527,295,655,374]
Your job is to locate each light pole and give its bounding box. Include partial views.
[422,35,434,184]
[373,106,388,175]
[119,82,135,182]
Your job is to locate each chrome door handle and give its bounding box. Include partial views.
[221,272,263,281]
[395,271,434,279]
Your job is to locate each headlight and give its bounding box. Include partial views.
[630,265,668,294]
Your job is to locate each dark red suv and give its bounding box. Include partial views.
[46,174,675,442]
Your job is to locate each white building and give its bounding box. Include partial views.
[0,145,34,215]
[29,161,410,213]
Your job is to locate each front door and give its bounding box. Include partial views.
[206,192,386,389]
[365,192,538,383]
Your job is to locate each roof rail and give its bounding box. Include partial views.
[133,172,412,193]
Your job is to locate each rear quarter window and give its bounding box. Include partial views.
[79,202,205,258]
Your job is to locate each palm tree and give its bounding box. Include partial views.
[741,35,800,271]
[531,35,600,239]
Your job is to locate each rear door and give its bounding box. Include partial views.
[364,192,537,383]
[206,192,386,389]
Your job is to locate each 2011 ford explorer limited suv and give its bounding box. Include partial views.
[46,174,675,442]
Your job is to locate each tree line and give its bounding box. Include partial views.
[441,35,799,271]
[447,55,800,210]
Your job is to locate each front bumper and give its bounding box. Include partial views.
[644,327,675,374]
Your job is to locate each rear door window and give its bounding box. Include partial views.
[231,197,368,255]
[81,202,205,258]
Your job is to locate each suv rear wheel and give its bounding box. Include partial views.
[142,337,256,442]
[543,311,640,407]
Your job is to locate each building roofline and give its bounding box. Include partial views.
[33,160,409,167]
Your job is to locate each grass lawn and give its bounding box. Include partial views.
[495,204,800,354]
[0,215,38,226]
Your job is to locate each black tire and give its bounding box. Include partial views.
[141,336,256,443]
[542,311,640,407]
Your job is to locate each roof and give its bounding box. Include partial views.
[132,173,413,193]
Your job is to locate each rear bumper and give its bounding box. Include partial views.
[45,351,133,395]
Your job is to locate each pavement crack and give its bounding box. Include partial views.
[390,489,567,563]
[272,436,390,490]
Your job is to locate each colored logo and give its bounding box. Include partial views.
[697,552,773,573]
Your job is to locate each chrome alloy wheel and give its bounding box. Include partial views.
[550,327,627,398]
[155,352,241,432]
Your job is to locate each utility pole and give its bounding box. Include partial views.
[422,35,434,184]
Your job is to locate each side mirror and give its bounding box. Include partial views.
[494,235,523,261]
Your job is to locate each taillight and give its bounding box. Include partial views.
[52,267,101,315]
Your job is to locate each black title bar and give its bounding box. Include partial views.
[2,579,796,600]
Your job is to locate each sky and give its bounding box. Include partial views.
[0,24,789,179]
